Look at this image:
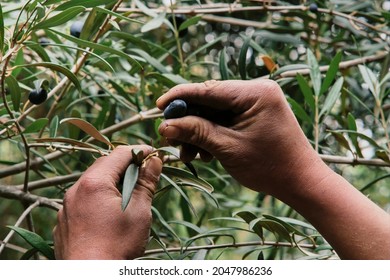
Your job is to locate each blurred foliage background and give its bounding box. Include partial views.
[0,0,389,260]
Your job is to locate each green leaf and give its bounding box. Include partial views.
[33,6,86,30]
[60,118,113,148]
[328,131,352,152]
[7,226,55,260]
[320,51,342,95]
[235,211,263,240]
[375,150,390,163]
[49,116,59,138]
[55,0,116,10]
[319,77,344,118]
[347,113,363,157]
[141,12,165,33]
[121,163,140,211]
[296,73,315,112]
[307,49,321,96]
[0,4,4,53]
[11,48,25,77]
[330,129,384,150]
[250,218,292,242]
[14,62,81,93]
[5,75,22,112]
[185,34,226,62]
[287,97,313,124]
[162,166,213,193]
[50,29,142,69]
[238,36,251,80]
[219,48,229,80]
[358,65,380,98]
[24,118,49,134]
[262,214,308,237]
[272,64,309,78]
[179,15,202,31]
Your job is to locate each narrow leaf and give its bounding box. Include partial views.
[7,226,55,260]
[121,163,139,211]
[50,29,142,69]
[250,218,292,242]
[179,15,202,31]
[219,48,229,80]
[307,49,321,96]
[14,62,81,93]
[162,166,213,193]
[33,6,85,30]
[24,118,49,134]
[287,97,313,124]
[235,211,263,240]
[238,36,251,80]
[0,4,4,53]
[141,12,165,33]
[358,65,379,98]
[5,75,22,112]
[329,131,352,152]
[320,51,342,95]
[319,77,344,118]
[49,116,59,138]
[56,0,116,10]
[347,113,363,157]
[60,118,113,148]
[296,73,315,112]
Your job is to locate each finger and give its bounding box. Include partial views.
[128,155,163,204]
[156,80,265,112]
[199,149,213,162]
[80,145,153,189]
[158,115,237,160]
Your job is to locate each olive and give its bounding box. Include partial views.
[163,99,187,119]
[70,21,84,38]
[309,3,318,13]
[38,37,50,47]
[28,88,47,105]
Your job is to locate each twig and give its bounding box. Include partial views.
[0,185,62,210]
[144,240,317,256]
[0,201,40,255]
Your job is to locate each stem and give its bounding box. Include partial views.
[0,201,40,255]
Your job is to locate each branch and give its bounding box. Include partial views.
[0,184,62,210]
[144,240,319,256]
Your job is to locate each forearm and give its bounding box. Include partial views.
[279,158,390,259]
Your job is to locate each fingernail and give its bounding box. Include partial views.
[161,123,181,139]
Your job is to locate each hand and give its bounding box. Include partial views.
[157,79,325,196]
[53,145,162,260]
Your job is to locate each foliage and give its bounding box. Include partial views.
[0,0,389,260]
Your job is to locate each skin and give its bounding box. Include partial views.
[157,79,390,260]
[53,145,162,260]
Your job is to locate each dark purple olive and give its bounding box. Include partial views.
[39,37,50,47]
[309,3,318,13]
[70,21,84,38]
[163,99,187,119]
[28,88,47,105]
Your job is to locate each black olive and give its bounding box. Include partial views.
[70,21,84,38]
[28,88,47,105]
[309,3,318,13]
[163,99,187,119]
[38,37,50,47]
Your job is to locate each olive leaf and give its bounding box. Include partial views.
[121,148,144,211]
[121,163,140,211]
[7,226,55,260]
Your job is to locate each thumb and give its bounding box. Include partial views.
[131,155,163,203]
[158,116,236,159]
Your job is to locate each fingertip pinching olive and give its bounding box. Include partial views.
[163,99,187,119]
[28,88,47,105]
[309,3,318,13]
[70,21,84,38]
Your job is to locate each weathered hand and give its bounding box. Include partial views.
[157,79,323,196]
[53,145,162,260]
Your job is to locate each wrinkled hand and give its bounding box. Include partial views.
[53,145,162,260]
[157,80,323,196]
